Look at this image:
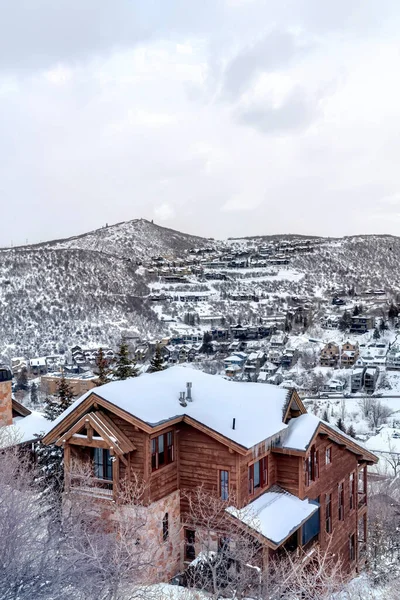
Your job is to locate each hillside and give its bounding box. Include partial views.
[32,218,209,260]
[2,222,400,361]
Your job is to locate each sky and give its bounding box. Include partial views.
[2,0,400,245]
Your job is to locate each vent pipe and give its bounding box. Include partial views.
[179,391,187,407]
[232,418,236,430]
[186,382,193,401]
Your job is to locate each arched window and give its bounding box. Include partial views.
[162,512,169,542]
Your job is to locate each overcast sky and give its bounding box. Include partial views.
[2,0,400,245]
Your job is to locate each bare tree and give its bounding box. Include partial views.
[62,468,170,600]
[369,400,392,430]
[183,487,263,600]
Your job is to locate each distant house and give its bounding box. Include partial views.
[29,357,48,376]
[350,316,375,334]
[323,378,346,393]
[321,316,340,330]
[281,348,298,370]
[41,372,98,396]
[341,341,359,368]
[351,367,365,393]
[11,356,27,375]
[270,333,288,348]
[387,346,400,370]
[320,343,340,367]
[364,367,379,393]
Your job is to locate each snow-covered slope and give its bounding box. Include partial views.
[32,218,209,260]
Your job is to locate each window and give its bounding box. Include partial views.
[349,533,356,561]
[93,448,113,481]
[302,499,320,546]
[151,431,174,471]
[349,472,355,510]
[304,446,319,487]
[219,470,229,500]
[248,456,268,495]
[338,482,345,521]
[325,493,332,533]
[325,446,332,465]
[162,513,169,542]
[185,529,196,561]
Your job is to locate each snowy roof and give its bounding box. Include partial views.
[281,414,320,451]
[226,486,319,546]
[1,412,52,448]
[280,413,377,460]
[46,366,291,450]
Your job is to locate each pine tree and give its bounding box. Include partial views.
[201,331,213,355]
[57,373,75,414]
[336,417,346,433]
[373,327,381,340]
[379,319,388,333]
[149,345,165,373]
[322,408,330,422]
[388,302,399,322]
[94,347,109,386]
[112,339,138,380]
[16,366,29,391]
[339,310,351,332]
[353,305,360,316]
[347,424,356,438]
[30,382,39,406]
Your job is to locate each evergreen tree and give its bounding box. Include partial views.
[353,305,360,316]
[94,347,109,386]
[16,366,29,391]
[336,417,346,433]
[388,302,399,322]
[57,373,75,414]
[201,331,213,355]
[322,408,330,422]
[339,310,351,332]
[149,345,165,373]
[373,327,381,340]
[112,339,138,380]
[379,319,388,333]
[30,382,39,406]
[347,424,356,438]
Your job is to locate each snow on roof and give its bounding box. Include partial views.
[281,414,320,451]
[48,366,290,449]
[227,486,319,545]
[1,412,52,448]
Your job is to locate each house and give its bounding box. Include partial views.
[351,368,365,393]
[29,356,48,376]
[364,367,379,393]
[341,342,359,368]
[11,356,28,375]
[323,378,346,393]
[386,345,400,370]
[281,348,298,370]
[350,316,375,334]
[270,333,288,348]
[41,372,98,396]
[321,316,340,330]
[43,367,378,581]
[320,343,340,367]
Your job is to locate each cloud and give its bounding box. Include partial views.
[235,86,318,134]
[221,30,303,99]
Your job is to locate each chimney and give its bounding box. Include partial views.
[232,418,236,430]
[0,366,13,427]
[179,391,187,407]
[186,382,192,402]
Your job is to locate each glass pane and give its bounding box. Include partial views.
[94,447,103,479]
[254,461,260,488]
[158,434,165,466]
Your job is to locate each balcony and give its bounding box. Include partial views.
[358,491,367,509]
[68,473,114,500]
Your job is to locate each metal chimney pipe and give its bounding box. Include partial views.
[232,418,236,430]
[186,382,192,401]
[179,391,187,407]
